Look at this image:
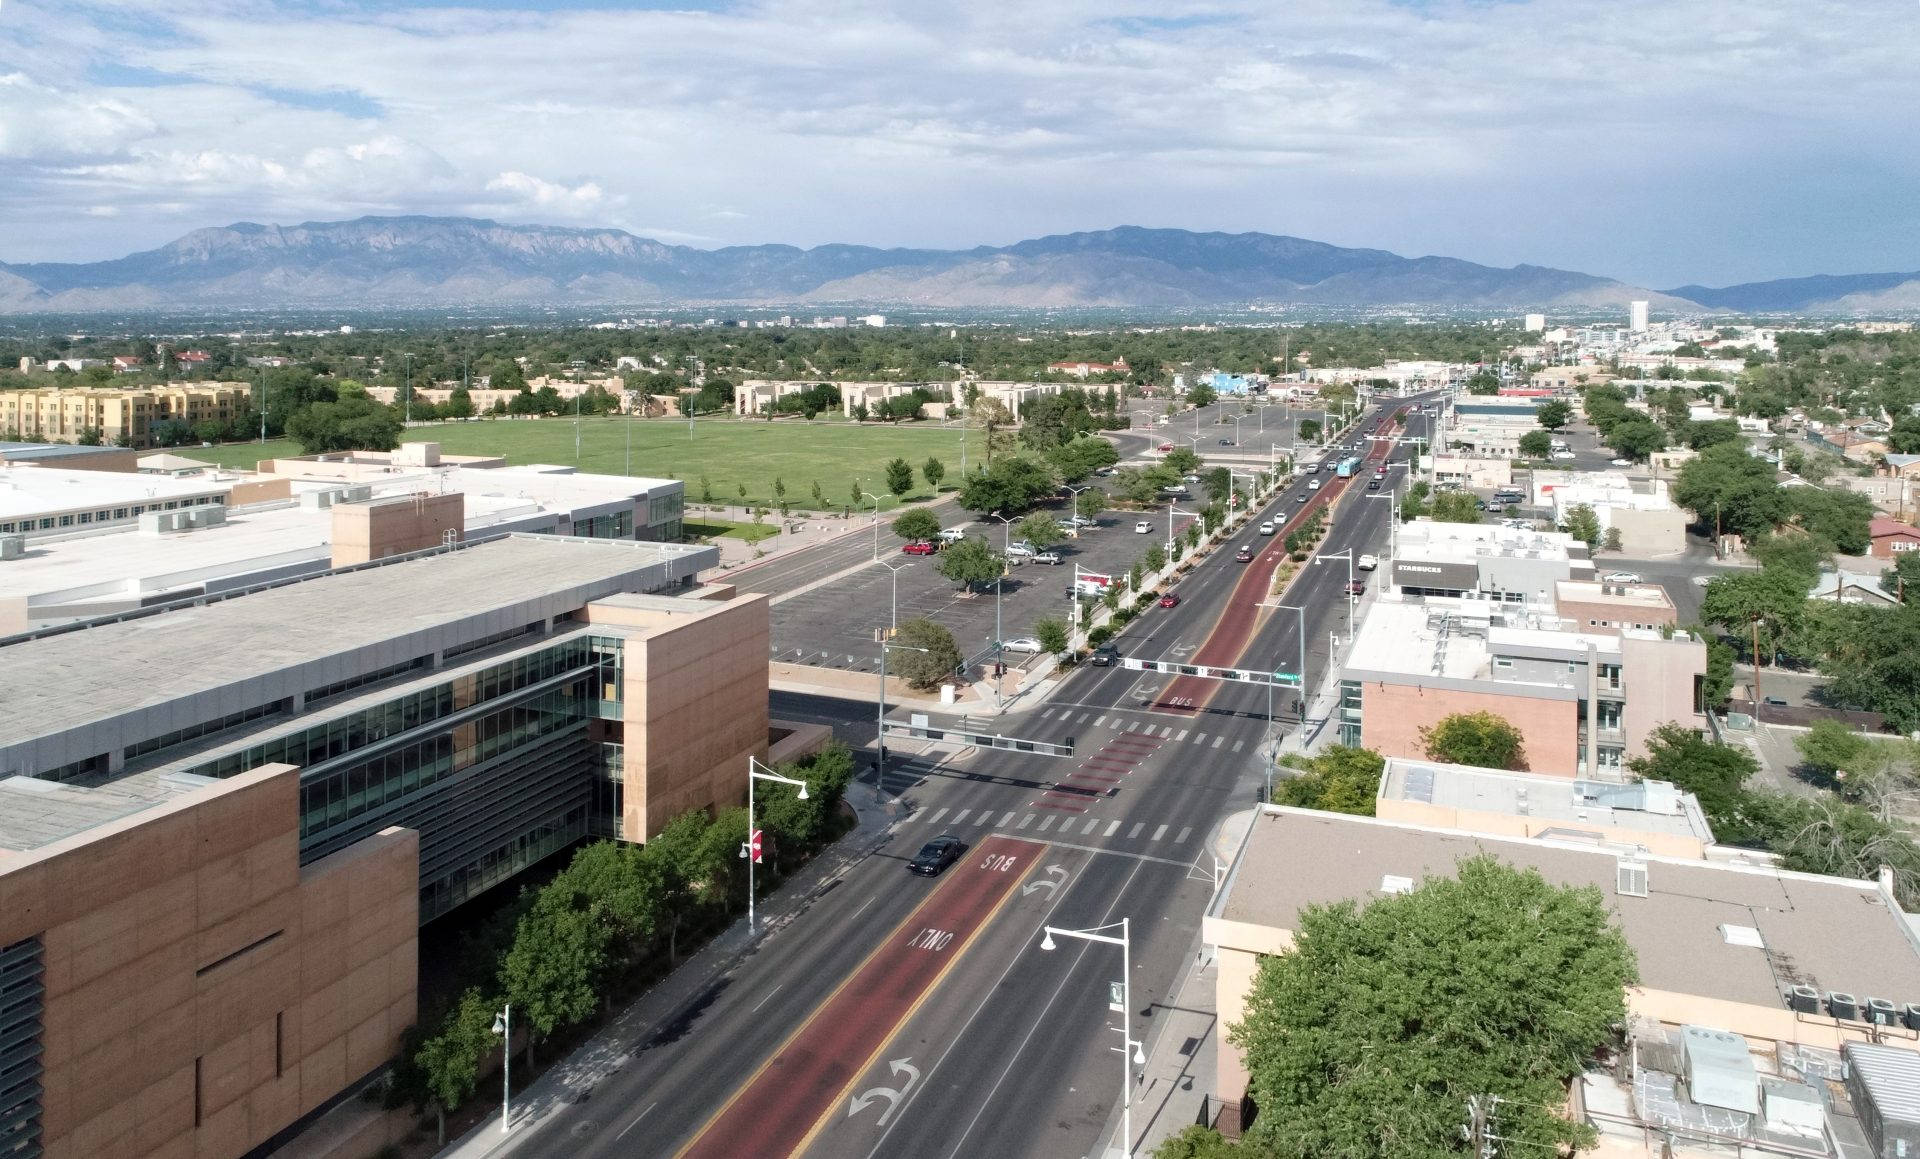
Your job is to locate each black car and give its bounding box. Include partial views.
[909,834,966,876]
[1089,644,1121,666]
[1366,479,1381,490]
[1218,437,1233,445]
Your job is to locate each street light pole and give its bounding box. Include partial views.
[741,757,808,936]
[1038,920,1144,1159]
[878,638,933,782]
[490,1004,511,1133]
[878,559,911,629]
[860,490,883,560]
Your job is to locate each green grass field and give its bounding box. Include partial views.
[682,517,781,544]
[184,417,982,511]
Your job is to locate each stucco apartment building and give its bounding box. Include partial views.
[1340,599,1706,778]
[0,385,251,448]
[0,534,807,1157]
[1203,790,1920,1151]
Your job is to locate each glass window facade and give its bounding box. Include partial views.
[1338,679,1364,747]
[571,510,635,540]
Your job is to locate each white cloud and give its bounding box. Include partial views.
[0,0,1916,282]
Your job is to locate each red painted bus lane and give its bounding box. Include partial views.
[674,835,1041,1159]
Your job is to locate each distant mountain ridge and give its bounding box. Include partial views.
[0,215,1911,313]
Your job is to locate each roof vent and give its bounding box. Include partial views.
[1616,858,1648,898]
[1379,875,1414,895]
[1720,924,1764,948]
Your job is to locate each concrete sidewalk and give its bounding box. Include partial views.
[434,777,907,1159]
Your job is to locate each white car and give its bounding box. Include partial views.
[1601,571,1641,584]
[1134,520,1153,534]
[1307,479,1321,491]
[1000,637,1045,654]
[1610,458,1633,467]
[1005,544,1035,559]
[1357,554,1379,571]
[1031,551,1063,565]
[1551,451,1577,461]
[1258,520,1276,535]
[937,527,966,544]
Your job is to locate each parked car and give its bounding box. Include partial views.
[937,527,967,544]
[1158,592,1181,608]
[1159,486,1189,497]
[1066,515,1096,527]
[1218,437,1234,445]
[909,834,966,876]
[1089,644,1121,666]
[1601,571,1641,584]
[1357,554,1378,571]
[1258,520,1276,535]
[1762,695,1790,708]
[1182,473,1201,483]
[1610,458,1633,467]
[1001,636,1045,653]
[1134,520,1154,534]
[901,540,938,555]
[1345,579,1367,596]
[1551,451,1577,461]
[1005,544,1035,560]
[1485,501,1505,514]
[1235,545,1254,562]
[1156,443,1174,452]
[1094,467,1115,476]
[1032,551,1063,565]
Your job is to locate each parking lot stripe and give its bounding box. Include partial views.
[1152,824,1169,841]
[949,809,970,826]
[1129,822,1145,839]
[1017,813,1034,829]
[1176,826,1192,844]
[1105,820,1121,837]
[926,808,948,826]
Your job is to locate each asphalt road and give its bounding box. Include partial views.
[507,395,1422,1159]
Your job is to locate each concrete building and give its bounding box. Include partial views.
[1340,599,1707,777]
[1530,367,1614,393]
[0,385,251,448]
[1429,453,1513,489]
[0,533,809,1158]
[1630,300,1650,332]
[1554,580,1680,636]
[1532,472,1688,557]
[0,462,256,540]
[1202,805,1920,1146]
[0,443,138,473]
[1388,522,1596,610]
[1524,313,1546,332]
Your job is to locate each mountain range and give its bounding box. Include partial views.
[0,217,1911,314]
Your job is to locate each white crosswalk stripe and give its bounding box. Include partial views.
[1078,712,1091,724]
[1195,733,1208,746]
[998,810,1015,827]
[1105,819,1121,837]
[1082,817,1101,835]
[1211,736,1224,749]
[1233,740,1244,752]
[1174,730,1188,742]
[1017,813,1034,829]
[1127,721,1141,732]
[1151,824,1169,841]
[1160,726,1173,738]
[1176,826,1193,844]
[1108,717,1121,729]
[1094,716,1108,728]
[949,809,970,826]
[1037,814,1057,832]
[1041,708,1054,719]
[927,807,949,825]
[1128,822,1145,839]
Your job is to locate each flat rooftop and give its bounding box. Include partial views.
[1219,808,1920,1011]
[1397,522,1582,565]
[0,771,198,855]
[0,442,130,463]
[0,534,713,747]
[1379,757,1713,842]
[1347,600,1620,682]
[1556,580,1676,611]
[0,461,227,520]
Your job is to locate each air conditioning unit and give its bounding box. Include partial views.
[0,535,22,561]
[1616,859,1648,898]
[1827,991,1861,1021]
[1785,985,1821,1014]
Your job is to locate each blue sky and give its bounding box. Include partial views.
[2,0,1917,287]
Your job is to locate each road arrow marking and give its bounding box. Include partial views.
[848,1057,921,1126]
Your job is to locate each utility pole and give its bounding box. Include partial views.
[1751,614,1764,713]
[1463,1095,1493,1159]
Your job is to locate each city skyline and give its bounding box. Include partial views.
[2,0,1917,286]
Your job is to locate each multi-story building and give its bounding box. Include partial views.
[0,385,251,447]
[1531,472,1688,557]
[1338,599,1707,777]
[0,533,808,1157]
[1387,522,1595,610]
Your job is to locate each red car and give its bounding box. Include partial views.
[1156,443,1174,452]
[901,540,938,555]
[1159,592,1181,608]
[1345,579,1366,596]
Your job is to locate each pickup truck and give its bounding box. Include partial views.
[1357,554,1379,571]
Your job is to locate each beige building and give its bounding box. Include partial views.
[1430,453,1513,489]
[0,385,251,448]
[1203,804,1920,1144]
[1553,579,1679,636]
[329,491,464,566]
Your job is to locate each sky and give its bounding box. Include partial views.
[1,0,1917,287]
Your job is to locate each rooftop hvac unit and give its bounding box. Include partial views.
[1681,1025,1760,1114]
[1844,1042,1920,1159]
[1760,1077,1826,1137]
[1905,1004,1920,1031]
[1828,992,1862,1021]
[1786,985,1822,1014]
[1869,998,1902,1026]
[0,535,21,561]
[344,484,373,502]
[298,490,333,510]
[201,506,226,527]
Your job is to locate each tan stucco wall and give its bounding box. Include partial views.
[1557,596,1676,637]
[330,492,463,567]
[1359,681,1580,776]
[224,477,292,508]
[0,764,418,1159]
[618,593,773,839]
[1619,634,1706,760]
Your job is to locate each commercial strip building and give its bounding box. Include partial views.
[0,534,812,1157]
[1529,471,1688,557]
[0,385,252,448]
[1387,522,1596,610]
[1338,598,1706,777]
[1204,794,1920,1153]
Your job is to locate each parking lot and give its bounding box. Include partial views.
[1124,398,1329,465]
[770,491,1200,675]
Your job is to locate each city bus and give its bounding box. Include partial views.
[1335,456,1362,478]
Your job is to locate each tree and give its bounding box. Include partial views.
[1274,746,1383,814]
[1201,466,1232,504]
[1186,382,1218,408]
[1420,711,1527,769]
[1143,543,1167,573]
[1882,552,1920,603]
[1787,487,1873,555]
[958,455,1061,515]
[1015,513,1065,549]
[446,385,475,419]
[969,398,1015,465]
[412,988,499,1145]
[489,359,526,393]
[885,457,914,497]
[284,395,403,454]
[1672,442,1786,540]
[1427,491,1482,524]
[1627,723,1758,836]
[1535,399,1572,430]
[1561,502,1602,549]
[1605,416,1667,461]
[1163,446,1203,475]
[1704,635,1735,704]
[934,536,1003,591]
[892,509,941,541]
[1034,617,1069,654]
[893,617,963,689]
[498,888,606,1068]
[1685,418,1742,450]
[1796,719,1877,781]
[1517,430,1553,459]
[1075,488,1104,520]
[1296,419,1322,443]
[1700,569,1807,664]
[1603,525,1623,552]
[923,456,946,490]
[1464,369,1501,394]
[1151,1126,1241,1159]
[1230,857,1635,1159]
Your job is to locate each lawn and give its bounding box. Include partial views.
[181,417,983,511]
[682,517,781,544]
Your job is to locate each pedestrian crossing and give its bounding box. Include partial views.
[901,798,1204,847]
[1037,706,1247,753]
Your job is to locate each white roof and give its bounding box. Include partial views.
[0,462,228,521]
